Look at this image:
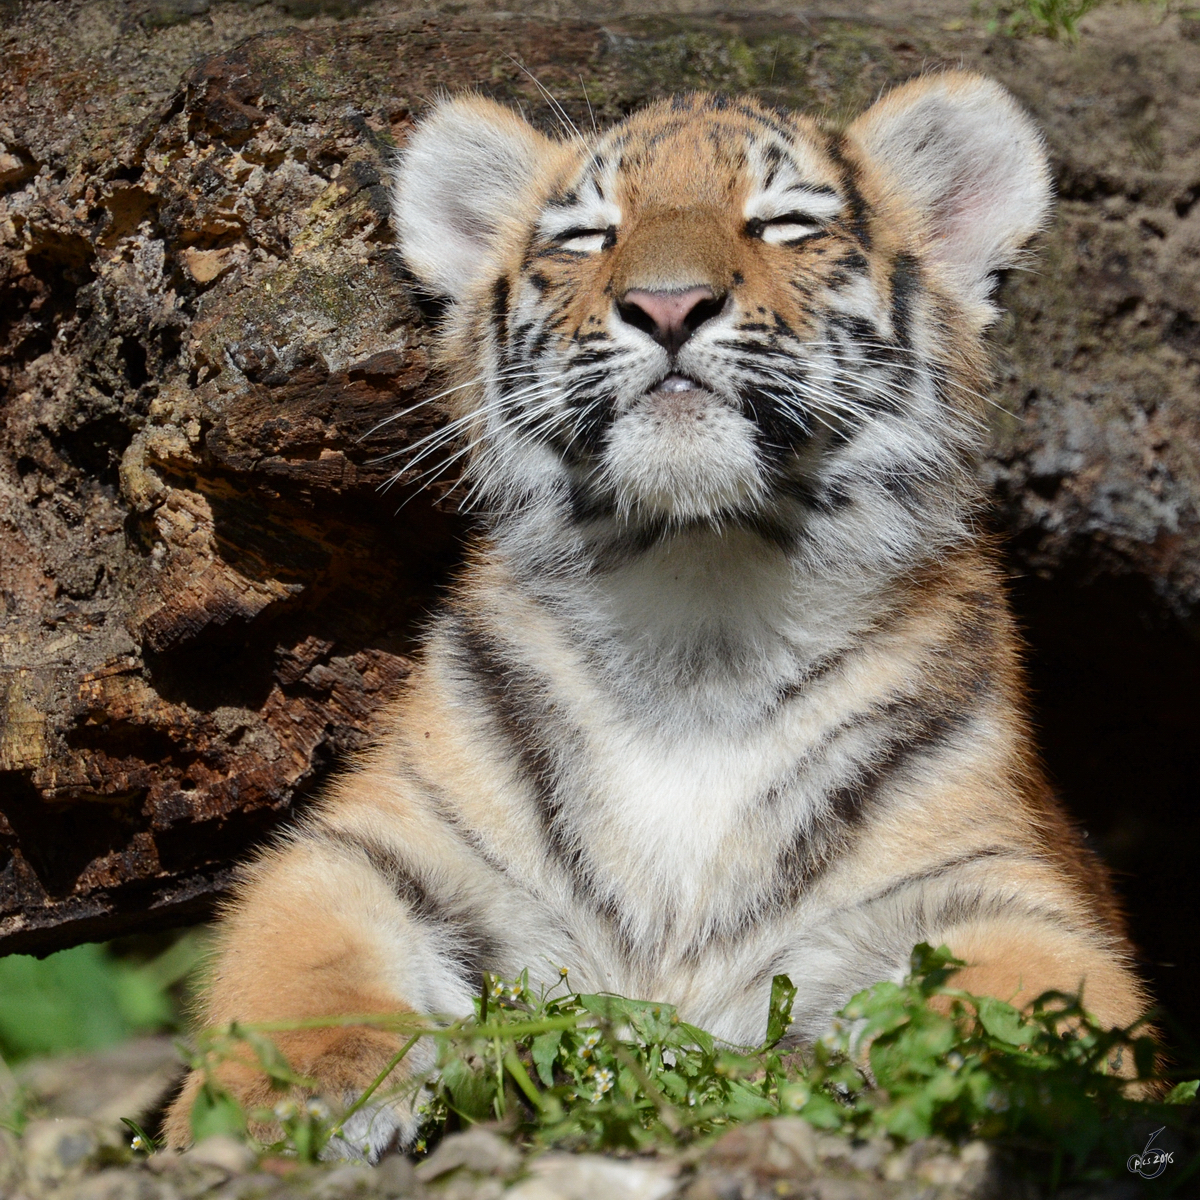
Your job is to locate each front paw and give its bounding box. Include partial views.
[164,1024,423,1161]
[322,1101,419,1163]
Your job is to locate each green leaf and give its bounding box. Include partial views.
[1167,1079,1199,1104]
[441,1057,495,1123]
[0,946,129,1060]
[908,943,965,994]
[656,1070,688,1100]
[797,1091,849,1130]
[120,1117,159,1154]
[189,1084,247,1143]
[230,1026,315,1088]
[977,996,1030,1046]
[722,1080,776,1122]
[880,1091,935,1141]
[577,995,679,1045]
[671,1021,715,1056]
[764,974,797,1049]
[715,1050,761,1079]
[532,1031,562,1087]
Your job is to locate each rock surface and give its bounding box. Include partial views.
[0,0,1197,1016]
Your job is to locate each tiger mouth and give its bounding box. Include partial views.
[650,373,706,396]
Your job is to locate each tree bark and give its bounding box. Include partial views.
[1,0,1198,955]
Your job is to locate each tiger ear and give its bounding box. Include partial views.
[847,72,1052,305]
[392,97,557,301]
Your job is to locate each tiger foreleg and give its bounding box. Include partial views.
[163,835,473,1161]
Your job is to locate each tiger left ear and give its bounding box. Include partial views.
[847,72,1052,306]
[392,96,558,302]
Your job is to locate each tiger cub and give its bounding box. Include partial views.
[166,72,1148,1158]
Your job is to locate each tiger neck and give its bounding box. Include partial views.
[487,515,916,724]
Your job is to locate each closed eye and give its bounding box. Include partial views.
[555,226,617,253]
[745,212,826,246]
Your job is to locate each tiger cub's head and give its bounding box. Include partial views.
[392,74,1050,564]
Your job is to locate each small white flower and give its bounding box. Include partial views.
[305,1098,329,1119]
[273,1100,299,1121]
[591,1068,614,1100]
[130,1135,147,1152]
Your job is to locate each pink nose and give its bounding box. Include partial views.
[618,286,724,354]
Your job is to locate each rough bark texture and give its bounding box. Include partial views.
[0,0,1197,1018]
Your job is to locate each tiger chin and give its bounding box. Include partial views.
[165,72,1150,1160]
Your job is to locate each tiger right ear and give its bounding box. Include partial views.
[847,71,1052,309]
[392,97,557,302]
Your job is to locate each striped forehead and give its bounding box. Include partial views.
[567,97,837,210]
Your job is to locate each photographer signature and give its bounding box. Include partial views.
[1128,1127,1175,1179]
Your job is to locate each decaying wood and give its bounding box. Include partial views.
[1,0,1198,957]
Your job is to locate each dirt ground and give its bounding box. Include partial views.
[0,1032,1069,1199]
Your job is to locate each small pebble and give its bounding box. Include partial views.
[415,1127,522,1181]
[184,1135,258,1174]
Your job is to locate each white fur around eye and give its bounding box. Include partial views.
[760,219,823,245]
[559,230,611,253]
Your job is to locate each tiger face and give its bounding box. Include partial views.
[394,76,1050,569]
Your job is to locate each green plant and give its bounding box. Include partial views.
[983,0,1112,40]
[1022,0,1106,38]
[175,945,1198,1186]
[0,930,208,1063]
[798,944,1197,1187]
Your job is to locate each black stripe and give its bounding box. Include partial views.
[742,384,815,468]
[450,617,595,893]
[527,324,553,361]
[890,252,920,347]
[580,503,802,568]
[566,384,616,457]
[826,250,870,288]
[853,846,1031,911]
[397,760,511,877]
[491,275,510,370]
[762,141,783,190]
[567,481,617,524]
[880,469,922,507]
[320,826,499,986]
[450,616,642,960]
[731,100,795,138]
[570,346,617,368]
[763,691,978,911]
[926,889,1085,940]
[826,135,872,250]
